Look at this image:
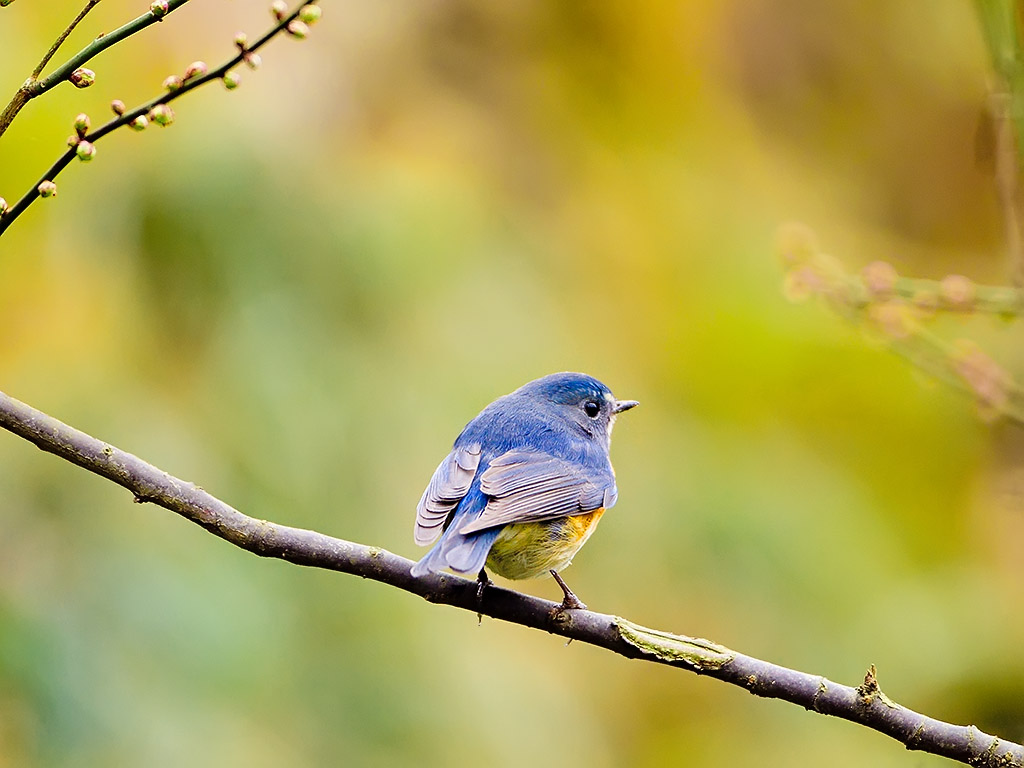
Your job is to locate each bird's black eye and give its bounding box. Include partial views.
[583,400,601,418]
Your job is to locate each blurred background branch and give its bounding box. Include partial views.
[782,2,1024,426]
[0,388,1020,768]
[779,224,1024,424]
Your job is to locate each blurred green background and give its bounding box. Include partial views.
[2,1,1023,766]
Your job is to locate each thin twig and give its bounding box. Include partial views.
[0,0,191,139]
[0,387,1020,767]
[0,1,314,238]
[26,0,192,99]
[31,0,102,80]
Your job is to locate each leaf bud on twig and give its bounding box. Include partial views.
[130,115,149,131]
[287,20,309,39]
[861,261,898,298]
[0,198,7,215]
[222,71,241,90]
[150,0,169,18]
[243,52,262,70]
[234,32,248,50]
[940,274,976,310]
[149,104,175,127]
[184,61,208,80]
[271,0,288,20]
[163,74,183,91]
[299,5,321,24]
[69,68,95,88]
[38,181,57,198]
[73,115,90,136]
[111,99,126,116]
[73,113,90,137]
[75,141,96,162]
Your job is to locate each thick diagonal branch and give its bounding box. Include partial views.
[0,389,1019,766]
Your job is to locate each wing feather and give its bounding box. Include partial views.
[458,449,614,535]
[413,443,481,546]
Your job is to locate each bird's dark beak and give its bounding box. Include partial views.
[613,399,639,414]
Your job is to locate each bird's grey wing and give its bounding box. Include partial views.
[414,443,481,546]
[458,449,616,535]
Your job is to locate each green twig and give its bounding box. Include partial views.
[0,0,191,140]
[0,1,318,238]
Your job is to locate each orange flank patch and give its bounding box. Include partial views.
[485,508,606,580]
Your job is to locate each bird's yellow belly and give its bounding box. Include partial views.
[485,508,605,580]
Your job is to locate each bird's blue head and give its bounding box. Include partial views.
[514,372,638,445]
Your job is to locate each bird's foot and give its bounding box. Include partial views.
[550,569,587,613]
[475,568,491,624]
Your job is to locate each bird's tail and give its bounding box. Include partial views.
[410,524,500,578]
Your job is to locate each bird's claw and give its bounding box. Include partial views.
[475,568,491,624]
[550,569,587,614]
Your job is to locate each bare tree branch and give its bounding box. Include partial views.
[0,0,316,237]
[0,387,1019,767]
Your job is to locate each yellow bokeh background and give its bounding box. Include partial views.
[2,1,1023,766]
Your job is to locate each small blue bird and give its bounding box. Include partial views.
[411,372,637,609]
